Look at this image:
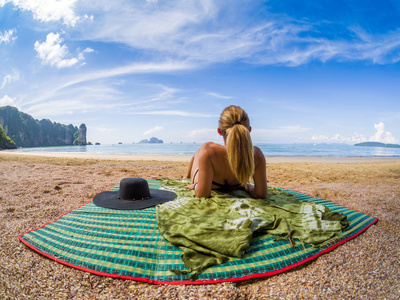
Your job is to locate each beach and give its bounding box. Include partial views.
[1,152,399,299]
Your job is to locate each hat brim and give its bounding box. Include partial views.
[93,189,177,210]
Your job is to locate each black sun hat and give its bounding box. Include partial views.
[93,178,177,210]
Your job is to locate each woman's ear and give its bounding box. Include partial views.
[217,128,222,136]
[249,126,252,133]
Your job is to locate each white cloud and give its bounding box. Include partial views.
[248,22,400,66]
[24,98,103,117]
[67,3,329,66]
[1,71,20,89]
[20,62,194,118]
[0,29,17,44]
[310,122,399,144]
[143,125,164,135]
[57,61,194,90]
[34,32,88,68]
[2,0,82,26]
[345,27,400,64]
[369,122,398,143]
[1,75,12,89]
[4,1,400,66]
[311,133,368,144]
[132,110,216,117]
[73,2,400,67]
[81,0,212,45]
[83,47,94,53]
[77,1,275,64]
[144,85,181,104]
[206,92,233,99]
[0,95,15,106]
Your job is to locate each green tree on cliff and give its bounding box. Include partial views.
[0,124,17,149]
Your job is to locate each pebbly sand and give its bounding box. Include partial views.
[0,152,399,299]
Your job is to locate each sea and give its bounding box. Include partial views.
[6,143,400,158]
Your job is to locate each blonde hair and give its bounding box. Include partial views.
[218,105,254,187]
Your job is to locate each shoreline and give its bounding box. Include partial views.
[2,150,400,163]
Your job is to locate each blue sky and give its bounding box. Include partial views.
[1,0,400,145]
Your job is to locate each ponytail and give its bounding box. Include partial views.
[219,105,254,187]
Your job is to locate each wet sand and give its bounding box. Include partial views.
[1,152,399,299]
[2,150,399,163]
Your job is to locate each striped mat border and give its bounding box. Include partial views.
[19,180,378,285]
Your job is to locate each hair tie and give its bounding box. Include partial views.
[233,121,241,126]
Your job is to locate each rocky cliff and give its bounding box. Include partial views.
[0,106,86,147]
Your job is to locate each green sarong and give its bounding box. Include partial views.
[156,178,348,279]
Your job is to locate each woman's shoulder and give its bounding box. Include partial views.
[200,141,224,150]
[253,146,265,160]
[198,142,225,157]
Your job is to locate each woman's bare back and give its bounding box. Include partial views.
[185,142,267,198]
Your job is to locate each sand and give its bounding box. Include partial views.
[1,152,399,299]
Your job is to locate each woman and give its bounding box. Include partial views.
[185,105,267,198]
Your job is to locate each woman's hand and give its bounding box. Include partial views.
[184,184,195,190]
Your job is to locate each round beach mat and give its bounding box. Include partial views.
[19,179,377,285]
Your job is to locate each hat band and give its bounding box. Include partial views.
[118,196,151,201]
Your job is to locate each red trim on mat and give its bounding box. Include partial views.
[18,186,379,285]
[19,215,378,285]
[18,199,93,238]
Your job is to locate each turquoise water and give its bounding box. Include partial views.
[6,143,400,158]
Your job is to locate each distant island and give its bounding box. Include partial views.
[354,142,400,148]
[0,106,86,148]
[139,137,163,144]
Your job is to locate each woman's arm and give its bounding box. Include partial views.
[184,143,214,198]
[247,147,267,199]
[194,145,214,198]
[185,154,195,179]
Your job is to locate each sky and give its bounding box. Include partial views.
[1,0,400,145]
